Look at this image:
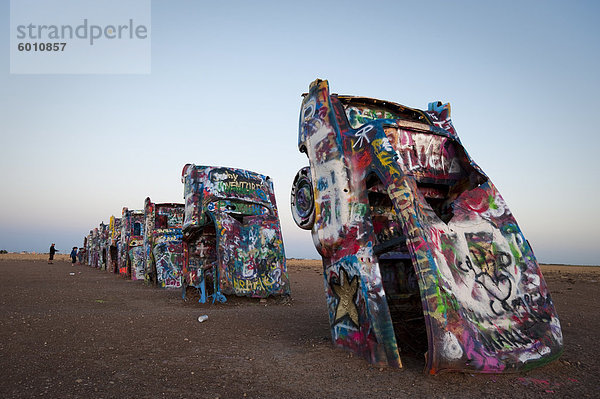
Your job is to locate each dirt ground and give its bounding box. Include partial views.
[0,256,598,399]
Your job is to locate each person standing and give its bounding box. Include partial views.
[48,243,58,264]
[70,247,78,265]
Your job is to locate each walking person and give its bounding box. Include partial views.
[70,247,78,266]
[48,243,58,264]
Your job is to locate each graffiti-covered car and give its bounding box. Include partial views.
[85,231,92,266]
[79,236,87,265]
[108,216,121,273]
[144,197,185,289]
[181,164,289,303]
[98,221,109,271]
[120,207,145,280]
[291,79,563,374]
[89,227,99,268]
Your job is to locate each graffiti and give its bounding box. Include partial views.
[120,207,145,279]
[78,236,87,265]
[352,125,374,149]
[218,175,263,192]
[129,246,145,280]
[207,200,269,216]
[480,328,533,352]
[181,164,290,302]
[153,241,183,288]
[331,267,359,328]
[107,216,121,273]
[346,105,400,129]
[383,128,462,177]
[291,79,562,374]
[89,227,100,268]
[98,222,109,271]
[205,167,271,204]
[144,197,184,289]
[232,274,279,293]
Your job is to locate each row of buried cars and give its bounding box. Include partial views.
[82,164,289,304]
[82,79,563,375]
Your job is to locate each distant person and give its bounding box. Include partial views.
[48,243,58,264]
[70,247,78,265]
[77,248,84,264]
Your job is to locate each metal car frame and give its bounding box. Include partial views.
[291,79,563,374]
[108,216,121,274]
[89,227,100,268]
[98,221,109,271]
[181,164,289,303]
[144,197,185,289]
[120,207,145,280]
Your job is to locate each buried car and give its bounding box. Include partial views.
[144,197,185,289]
[98,221,109,271]
[120,207,145,280]
[79,236,87,265]
[291,79,562,374]
[88,227,100,268]
[181,164,289,303]
[85,231,92,266]
[107,216,121,274]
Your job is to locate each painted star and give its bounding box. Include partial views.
[332,267,360,328]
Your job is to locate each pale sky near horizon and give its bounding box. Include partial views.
[1,0,599,265]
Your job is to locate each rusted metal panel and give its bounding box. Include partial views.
[292,79,563,374]
[144,197,185,289]
[181,164,289,302]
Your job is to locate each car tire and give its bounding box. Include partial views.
[291,166,315,230]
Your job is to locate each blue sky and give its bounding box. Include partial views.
[1,0,598,265]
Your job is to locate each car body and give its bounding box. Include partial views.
[181,164,289,302]
[89,227,100,268]
[98,222,109,271]
[80,236,88,265]
[108,216,121,273]
[85,232,92,265]
[144,197,185,289]
[291,79,563,374]
[120,207,145,280]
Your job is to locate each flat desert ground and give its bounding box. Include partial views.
[0,254,598,398]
